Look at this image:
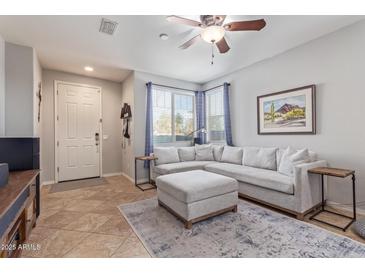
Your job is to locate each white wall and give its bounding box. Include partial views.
[120,72,135,179]
[203,20,365,209]
[4,42,34,136]
[33,49,42,137]
[1,42,41,137]
[132,71,202,179]
[0,35,4,136]
[41,69,124,183]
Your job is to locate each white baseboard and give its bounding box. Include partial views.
[42,180,56,186]
[121,172,134,182]
[121,172,149,184]
[102,172,123,177]
[326,200,365,215]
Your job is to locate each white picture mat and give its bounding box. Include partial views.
[259,87,313,133]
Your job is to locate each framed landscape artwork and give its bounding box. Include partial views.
[257,85,316,134]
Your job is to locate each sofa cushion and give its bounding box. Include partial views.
[178,147,196,162]
[276,149,285,167]
[278,147,310,176]
[277,146,296,175]
[277,148,317,167]
[221,146,243,165]
[308,151,317,162]
[195,144,214,161]
[154,161,216,175]
[156,170,238,203]
[243,147,278,170]
[205,163,293,195]
[154,147,180,165]
[212,145,224,161]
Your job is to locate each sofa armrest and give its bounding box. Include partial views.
[293,160,327,213]
[150,153,157,168]
[149,153,159,181]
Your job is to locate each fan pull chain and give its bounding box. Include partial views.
[211,42,215,65]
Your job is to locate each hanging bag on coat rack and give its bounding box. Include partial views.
[121,103,132,140]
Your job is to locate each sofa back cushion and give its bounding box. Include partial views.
[278,147,310,176]
[243,147,278,170]
[154,147,180,165]
[212,145,224,161]
[276,149,285,167]
[308,151,317,162]
[195,144,214,161]
[277,147,317,167]
[178,147,196,162]
[221,146,243,165]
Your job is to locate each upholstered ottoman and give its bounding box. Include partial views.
[156,170,238,229]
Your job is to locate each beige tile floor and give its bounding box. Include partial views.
[22,175,154,258]
[21,175,364,258]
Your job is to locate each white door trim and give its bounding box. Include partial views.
[54,80,103,183]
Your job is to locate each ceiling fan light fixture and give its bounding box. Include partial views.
[201,25,225,43]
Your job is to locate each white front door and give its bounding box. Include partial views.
[57,82,101,182]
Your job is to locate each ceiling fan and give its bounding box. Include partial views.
[166,15,266,54]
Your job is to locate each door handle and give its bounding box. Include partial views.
[95,132,100,153]
[95,132,100,144]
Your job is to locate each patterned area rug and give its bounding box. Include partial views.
[119,198,365,258]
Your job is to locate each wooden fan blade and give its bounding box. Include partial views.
[216,37,230,53]
[166,15,203,27]
[224,19,266,31]
[179,35,201,49]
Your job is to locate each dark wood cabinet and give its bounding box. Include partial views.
[0,137,40,258]
[0,170,39,258]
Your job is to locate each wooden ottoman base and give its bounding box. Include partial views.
[158,199,237,229]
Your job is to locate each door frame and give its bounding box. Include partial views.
[54,80,103,183]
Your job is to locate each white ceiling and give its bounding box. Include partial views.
[0,15,363,83]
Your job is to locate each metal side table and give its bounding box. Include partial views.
[308,167,356,231]
[134,156,157,191]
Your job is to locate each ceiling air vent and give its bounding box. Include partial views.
[99,18,118,35]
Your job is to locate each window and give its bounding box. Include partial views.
[152,86,195,144]
[206,87,225,143]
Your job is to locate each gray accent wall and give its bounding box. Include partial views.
[41,69,124,183]
[202,20,365,210]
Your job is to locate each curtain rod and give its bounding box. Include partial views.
[203,83,230,92]
[145,82,230,93]
[146,83,196,92]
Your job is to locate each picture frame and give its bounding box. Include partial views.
[257,85,316,135]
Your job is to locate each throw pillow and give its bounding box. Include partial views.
[212,145,224,161]
[195,144,214,161]
[221,146,243,165]
[178,147,196,162]
[278,147,310,176]
[243,147,278,170]
[154,147,180,165]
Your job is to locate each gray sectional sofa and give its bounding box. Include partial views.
[151,144,327,220]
